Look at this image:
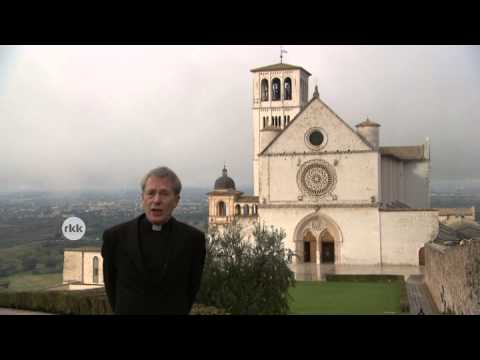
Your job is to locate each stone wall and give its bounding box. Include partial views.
[404,161,430,209]
[380,158,430,209]
[380,156,404,205]
[63,251,83,284]
[260,152,379,203]
[259,207,382,265]
[424,241,480,315]
[380,210,438,265]
[68,284,104,291]
[62,250,104,287]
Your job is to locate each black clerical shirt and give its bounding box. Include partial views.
[139,216,172,276]
[102,214,206,314]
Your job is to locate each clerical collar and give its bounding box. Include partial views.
[141,214,172,232]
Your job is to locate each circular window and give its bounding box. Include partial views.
[309,131,324,146]
[305,127,327,150]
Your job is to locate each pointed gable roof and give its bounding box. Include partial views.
[259,96,374,156]
[250,63,312,76]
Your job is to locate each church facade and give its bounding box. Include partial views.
[208,62,440,266]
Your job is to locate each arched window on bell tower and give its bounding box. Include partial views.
[217,201,226,217]
[261,79,269,101]
[284,77,292,100]
[272,78,281,101]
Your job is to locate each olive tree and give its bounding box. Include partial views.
[196,221,296,315]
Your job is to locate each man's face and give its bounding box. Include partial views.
[142,176,180,225]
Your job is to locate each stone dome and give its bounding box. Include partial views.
[214,166,236,190]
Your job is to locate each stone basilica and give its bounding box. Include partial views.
[208,61,439,266]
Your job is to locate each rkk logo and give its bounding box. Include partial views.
[62,217,86,241]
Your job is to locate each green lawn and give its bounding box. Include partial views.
[0,272,63,293]
[289,281,406,315]
[1,274,406,314]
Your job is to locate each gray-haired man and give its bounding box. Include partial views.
[101,166,206,314]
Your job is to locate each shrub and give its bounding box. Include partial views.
[0,288,226,315]
[196,221,296,315]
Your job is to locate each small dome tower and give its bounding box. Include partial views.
[208,166,242,227]
[356,118,381,150]
[214,166,236,190]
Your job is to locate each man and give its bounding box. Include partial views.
[101,166,206,315]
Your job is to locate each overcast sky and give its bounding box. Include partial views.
[0,45,479,192]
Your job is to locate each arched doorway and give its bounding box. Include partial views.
[293,212,342,264]
[320,230,335,264]
[303,230,317,263]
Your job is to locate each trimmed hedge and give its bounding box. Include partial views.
[325,274,409,313]
[0,288,227,315]
[325,274,403,282]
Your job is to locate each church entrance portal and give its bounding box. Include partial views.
[294,213,342,265]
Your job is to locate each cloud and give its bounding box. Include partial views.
[0,45,478,191]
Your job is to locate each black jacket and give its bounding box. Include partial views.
[101,214,206,315]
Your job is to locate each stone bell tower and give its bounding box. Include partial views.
[250,62,311,195]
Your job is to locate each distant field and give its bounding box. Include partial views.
[0,272,63,292]
[288,281,406,315]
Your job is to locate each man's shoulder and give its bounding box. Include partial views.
[172,218,205,239]
[103,217,138,238]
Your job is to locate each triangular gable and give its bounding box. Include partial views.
[260,97,373,155]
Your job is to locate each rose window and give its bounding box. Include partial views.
[297,160,336,197]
